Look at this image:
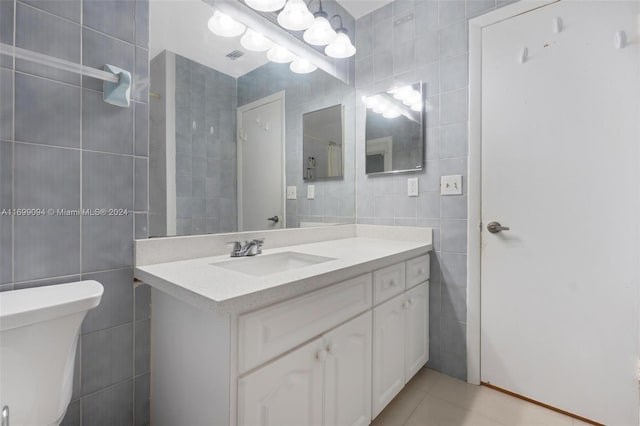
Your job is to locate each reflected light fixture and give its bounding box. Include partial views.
[277,0,314,31]
[303,9,337,46]
[267,45,296,63]
[290,57,317,74]
[383,108,401,119]
[208,11,246,37]
[240,29,273,52]
[244,0,286,12]
[325,15,356,58]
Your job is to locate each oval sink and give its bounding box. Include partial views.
[211,251,336,276]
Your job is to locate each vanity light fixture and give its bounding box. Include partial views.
[290,57,317,73]
[303,1,336,46]
[208,11,246,37]
[277,0,314,31]
[383,108,401,119]
[267,45,296,63]
[240,29,274,52]
[244,0,286,12]
[325,15,356,58]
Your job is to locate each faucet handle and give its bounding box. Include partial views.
[252,238,265,255]
[226,241,242,256]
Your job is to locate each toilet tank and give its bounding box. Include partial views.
[0,281,103,426]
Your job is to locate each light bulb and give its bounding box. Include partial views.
[290,57,317,74]
[402,91,421,106]
[240,29,273,52]
[303,12,337,46]
[391,85,413,101]
[373,102,390,114]
[244,0,286,12]
[267,45,296,63]
[363,95,380,109]
[277,0,314,31]
[325,30,356,58]
[383,108,401,119]
[207,11,246,38]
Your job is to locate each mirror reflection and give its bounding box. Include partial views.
[364,82,425,174]
[148,0,355,237]
[303,105,344,180]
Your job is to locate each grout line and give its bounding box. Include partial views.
[11,0,16,287]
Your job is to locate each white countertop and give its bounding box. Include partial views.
[135,225,432,313]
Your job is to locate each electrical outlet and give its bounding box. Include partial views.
[440,175,463,195]
[307,185,315,200]
[407,178,419,197]
[286,186,297,200]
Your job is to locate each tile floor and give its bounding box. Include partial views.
[374,368,592,426]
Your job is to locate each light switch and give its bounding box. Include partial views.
[407,178,419,197]
[307,185,315,200]
[440,175,463,195]
[286,186,297,200]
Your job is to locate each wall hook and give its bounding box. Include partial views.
[615,30,627,49]
[519,47,529,64]
[553,17,563,33]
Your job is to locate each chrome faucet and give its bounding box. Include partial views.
[228,238,265,257]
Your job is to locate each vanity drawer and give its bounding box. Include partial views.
[238,274,373,374]
[406,254,430,289]
[373,263,405,305]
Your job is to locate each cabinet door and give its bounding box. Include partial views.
[238,337,325,426]
[372,293,406,419]
[404,282,429,381]
[324,311,372,426]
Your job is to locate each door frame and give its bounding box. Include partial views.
[236,91,286,231]
[466,0,559,385]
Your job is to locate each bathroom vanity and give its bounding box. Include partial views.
[135,225,432,426]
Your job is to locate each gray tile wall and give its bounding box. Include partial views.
[354,0,516,381]
[174,54,238,235]
[237,62,356,228]
[0,0,150,424]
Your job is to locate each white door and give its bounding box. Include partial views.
[237,337,324,426]
[480,2,640,425]
[324,311,372,426]
[238,93,284,231]
[372,294,406,419]
[404,282,428,381]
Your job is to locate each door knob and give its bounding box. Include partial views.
[487,221,510,233]
[267,216,279,223]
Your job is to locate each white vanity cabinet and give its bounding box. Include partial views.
[372,254,429,418]
[238,311,372,426]
[147,250,430,426]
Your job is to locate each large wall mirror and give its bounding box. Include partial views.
[364,81,425,174]
[148,0,356,237]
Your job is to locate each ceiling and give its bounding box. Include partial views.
[335,0,394,19]
[150,0,392,78]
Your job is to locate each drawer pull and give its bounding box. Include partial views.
[389,280,397,287]
[316,349,328,362]
[402,301,409,310]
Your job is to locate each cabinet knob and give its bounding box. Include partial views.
[407,298,413,307]
[402,301,409,309]
[418,268,424,275]
[389,279,397,287]
[316,349,328,362]
[327,343,338,355]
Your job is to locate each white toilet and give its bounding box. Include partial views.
[0,280,104,426]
